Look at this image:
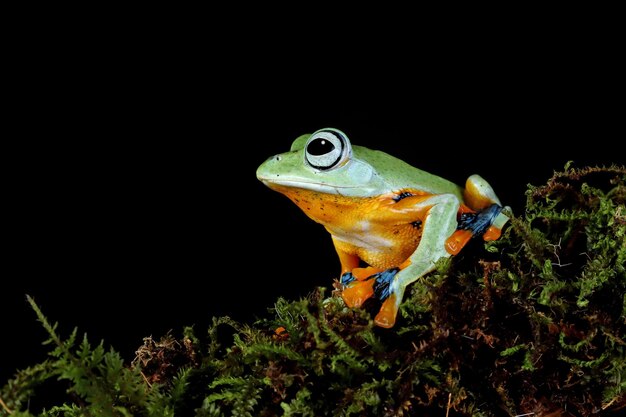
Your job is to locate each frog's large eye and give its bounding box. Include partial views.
[305,129,351,170]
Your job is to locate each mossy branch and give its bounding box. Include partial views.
[2,164,625,417]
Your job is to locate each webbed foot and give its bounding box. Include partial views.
[340,266,387,307]
[341,268,402,326]
[371,268,401,328]
[341,278,376,308]
[445,204,510,255]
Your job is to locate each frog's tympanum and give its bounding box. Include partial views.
[257,128,509,328]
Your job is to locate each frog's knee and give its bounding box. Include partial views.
[464,174,502,210]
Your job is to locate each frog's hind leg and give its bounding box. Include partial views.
[446,175,510,255]
[464,174,510,238]
[463,174,502,210]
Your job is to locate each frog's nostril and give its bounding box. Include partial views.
[275,155,281,161]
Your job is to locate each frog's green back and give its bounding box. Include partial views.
[352,145,464,199]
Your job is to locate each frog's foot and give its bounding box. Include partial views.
[484,207,510,240]
[341,267,397,309]
[343,267,403,327]
[341,277,376,308]
[371,268,401,328]
[445,204,510,255]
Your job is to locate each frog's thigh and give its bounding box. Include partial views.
[463,174,502,211]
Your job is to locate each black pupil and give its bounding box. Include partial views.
[308,138,336,156]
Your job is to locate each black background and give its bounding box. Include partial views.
[3,22,624,385]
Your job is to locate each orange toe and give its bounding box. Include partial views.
[342,279,375,308]
[483,225,502,241]
[374,294,399,328]
[445,229,473,255]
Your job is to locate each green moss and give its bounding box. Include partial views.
[2,164,625,417]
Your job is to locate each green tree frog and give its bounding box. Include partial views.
[257,128,509,328]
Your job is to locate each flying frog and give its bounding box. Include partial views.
[256,128,509,328]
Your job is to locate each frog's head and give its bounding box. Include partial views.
[257,128,386,197]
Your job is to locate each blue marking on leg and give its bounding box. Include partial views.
[373,268,400,301]
[341,272,356,285]
[457,204,503,237]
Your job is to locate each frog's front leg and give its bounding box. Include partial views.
[373,193,460,328]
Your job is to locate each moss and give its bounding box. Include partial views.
[2,164,625,417]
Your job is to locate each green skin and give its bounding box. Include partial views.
[258,130,464,199]
[257,128,504,327]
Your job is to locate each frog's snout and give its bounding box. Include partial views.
[256,154,282,183]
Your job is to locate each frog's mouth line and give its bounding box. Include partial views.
[259,176,382,198]
[259,177,356,194]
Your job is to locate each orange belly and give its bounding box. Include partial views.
[272,185,426,269]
